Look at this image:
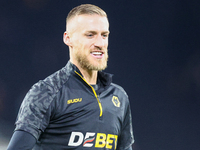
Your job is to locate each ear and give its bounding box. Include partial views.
[63,31,72,46]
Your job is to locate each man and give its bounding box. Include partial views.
[7,4,134,150]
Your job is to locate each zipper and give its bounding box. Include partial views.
[75,71,103,117]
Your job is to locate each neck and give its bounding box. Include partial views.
[79,68,98,85]
[71,60,98,85]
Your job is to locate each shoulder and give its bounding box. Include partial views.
[21,65,72,111]
[42,65,72,93]
[110,83,128,98]
[109,83,130,108]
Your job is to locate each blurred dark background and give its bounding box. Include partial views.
[0,0,200,149]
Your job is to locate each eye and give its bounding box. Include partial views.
[102,34,109,38]
[86,33,94,38]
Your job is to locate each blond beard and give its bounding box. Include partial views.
[74,50,108,71]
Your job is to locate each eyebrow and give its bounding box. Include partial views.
[85,31,110,34]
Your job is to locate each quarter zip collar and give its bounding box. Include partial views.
[64,61,113,118]
[65,61,113,92]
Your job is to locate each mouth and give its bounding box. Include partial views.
[91,51,104,59]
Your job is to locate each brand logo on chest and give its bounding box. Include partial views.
[67,98,82,104]
[112,96,120,107]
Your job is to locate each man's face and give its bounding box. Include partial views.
[65,14,109,71]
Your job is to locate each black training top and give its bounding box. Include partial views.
[15,61,134,150]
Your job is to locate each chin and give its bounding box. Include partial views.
[92,62,107,71]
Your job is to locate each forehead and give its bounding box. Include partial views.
[68,14,109,33]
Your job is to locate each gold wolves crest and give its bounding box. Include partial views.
[112,96,120,107]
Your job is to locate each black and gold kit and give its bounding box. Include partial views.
[15,61,134,150]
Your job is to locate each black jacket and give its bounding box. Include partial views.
[14,61,134,150]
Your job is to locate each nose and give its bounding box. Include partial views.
[94,35,105,49]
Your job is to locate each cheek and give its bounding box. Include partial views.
[73,42,90,55]
[71,39,83,49]
[71,37,94,51]
[104,40,109,47]
[80,41,93,51]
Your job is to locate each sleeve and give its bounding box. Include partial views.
[117,102,134,150]
[14,81,54,140]
[7,130,36,150]
[125,146,133,150]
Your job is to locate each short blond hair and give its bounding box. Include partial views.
[66,4,107,23]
